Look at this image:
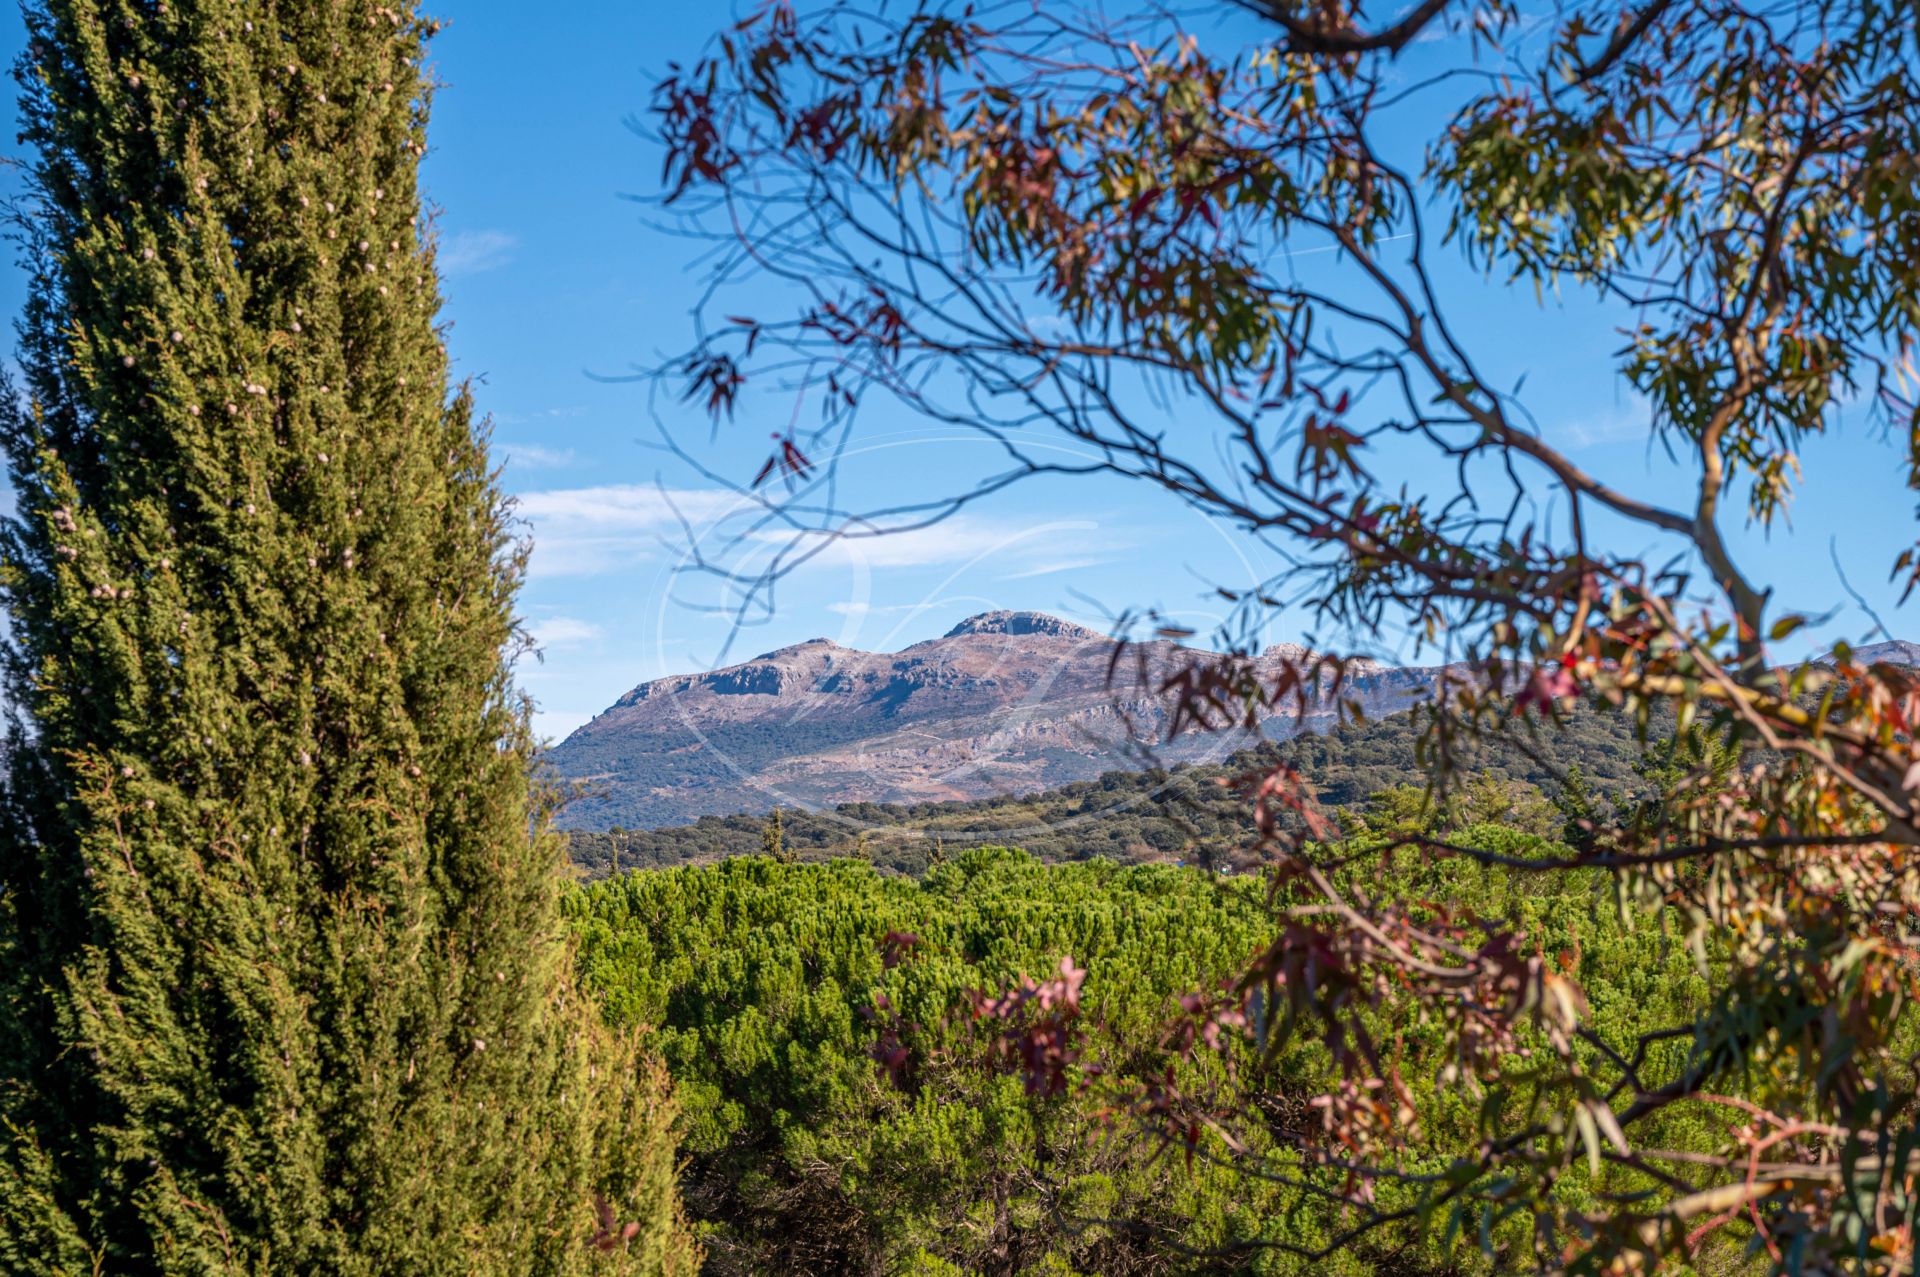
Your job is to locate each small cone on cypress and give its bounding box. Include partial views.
[0,3,695,1273]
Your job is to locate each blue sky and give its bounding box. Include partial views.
[3,3,1914,740]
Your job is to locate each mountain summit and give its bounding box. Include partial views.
[1831,639,1920,667]
[545,612,1447,830]
[943,610,1102,640]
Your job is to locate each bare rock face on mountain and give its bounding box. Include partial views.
[1826,639,1920,667]
[544,611,1456,829]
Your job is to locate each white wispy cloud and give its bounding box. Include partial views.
[527,616,602,647]
[494,406,587,426]
[517,484,741,533]
[516,483,743,578]
[1560,401,1650,450]
[496,442,577,470]
[1000,556,1108,580]
[516,486,1127,587]
[827,600,941,617]
[769,516,1107,573]
[439,229,516,277]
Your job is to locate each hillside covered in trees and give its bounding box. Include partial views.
[561,703,1662,877]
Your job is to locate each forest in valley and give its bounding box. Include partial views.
[559,702,1661,877]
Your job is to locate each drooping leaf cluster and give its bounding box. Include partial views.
[646,0,1920,1263]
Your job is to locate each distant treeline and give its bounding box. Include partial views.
[561,703,1664,878]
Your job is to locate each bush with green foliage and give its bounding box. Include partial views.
[569,842,1738,1275]
[0,3,693,1272]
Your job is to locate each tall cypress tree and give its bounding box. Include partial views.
[0,3,695,1273]
[760,807,788,863]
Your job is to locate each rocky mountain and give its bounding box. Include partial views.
[544,610,1460,829]
[1828,639,1920,667]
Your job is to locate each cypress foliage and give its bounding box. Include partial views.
[760,807,788,863]
[0,3,695,1274]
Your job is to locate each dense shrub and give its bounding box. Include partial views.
[569,841,1734,1275]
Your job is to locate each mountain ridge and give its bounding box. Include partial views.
[545,610,1456,829]
[1827,638,1920,667]
[544,614,1920,831]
